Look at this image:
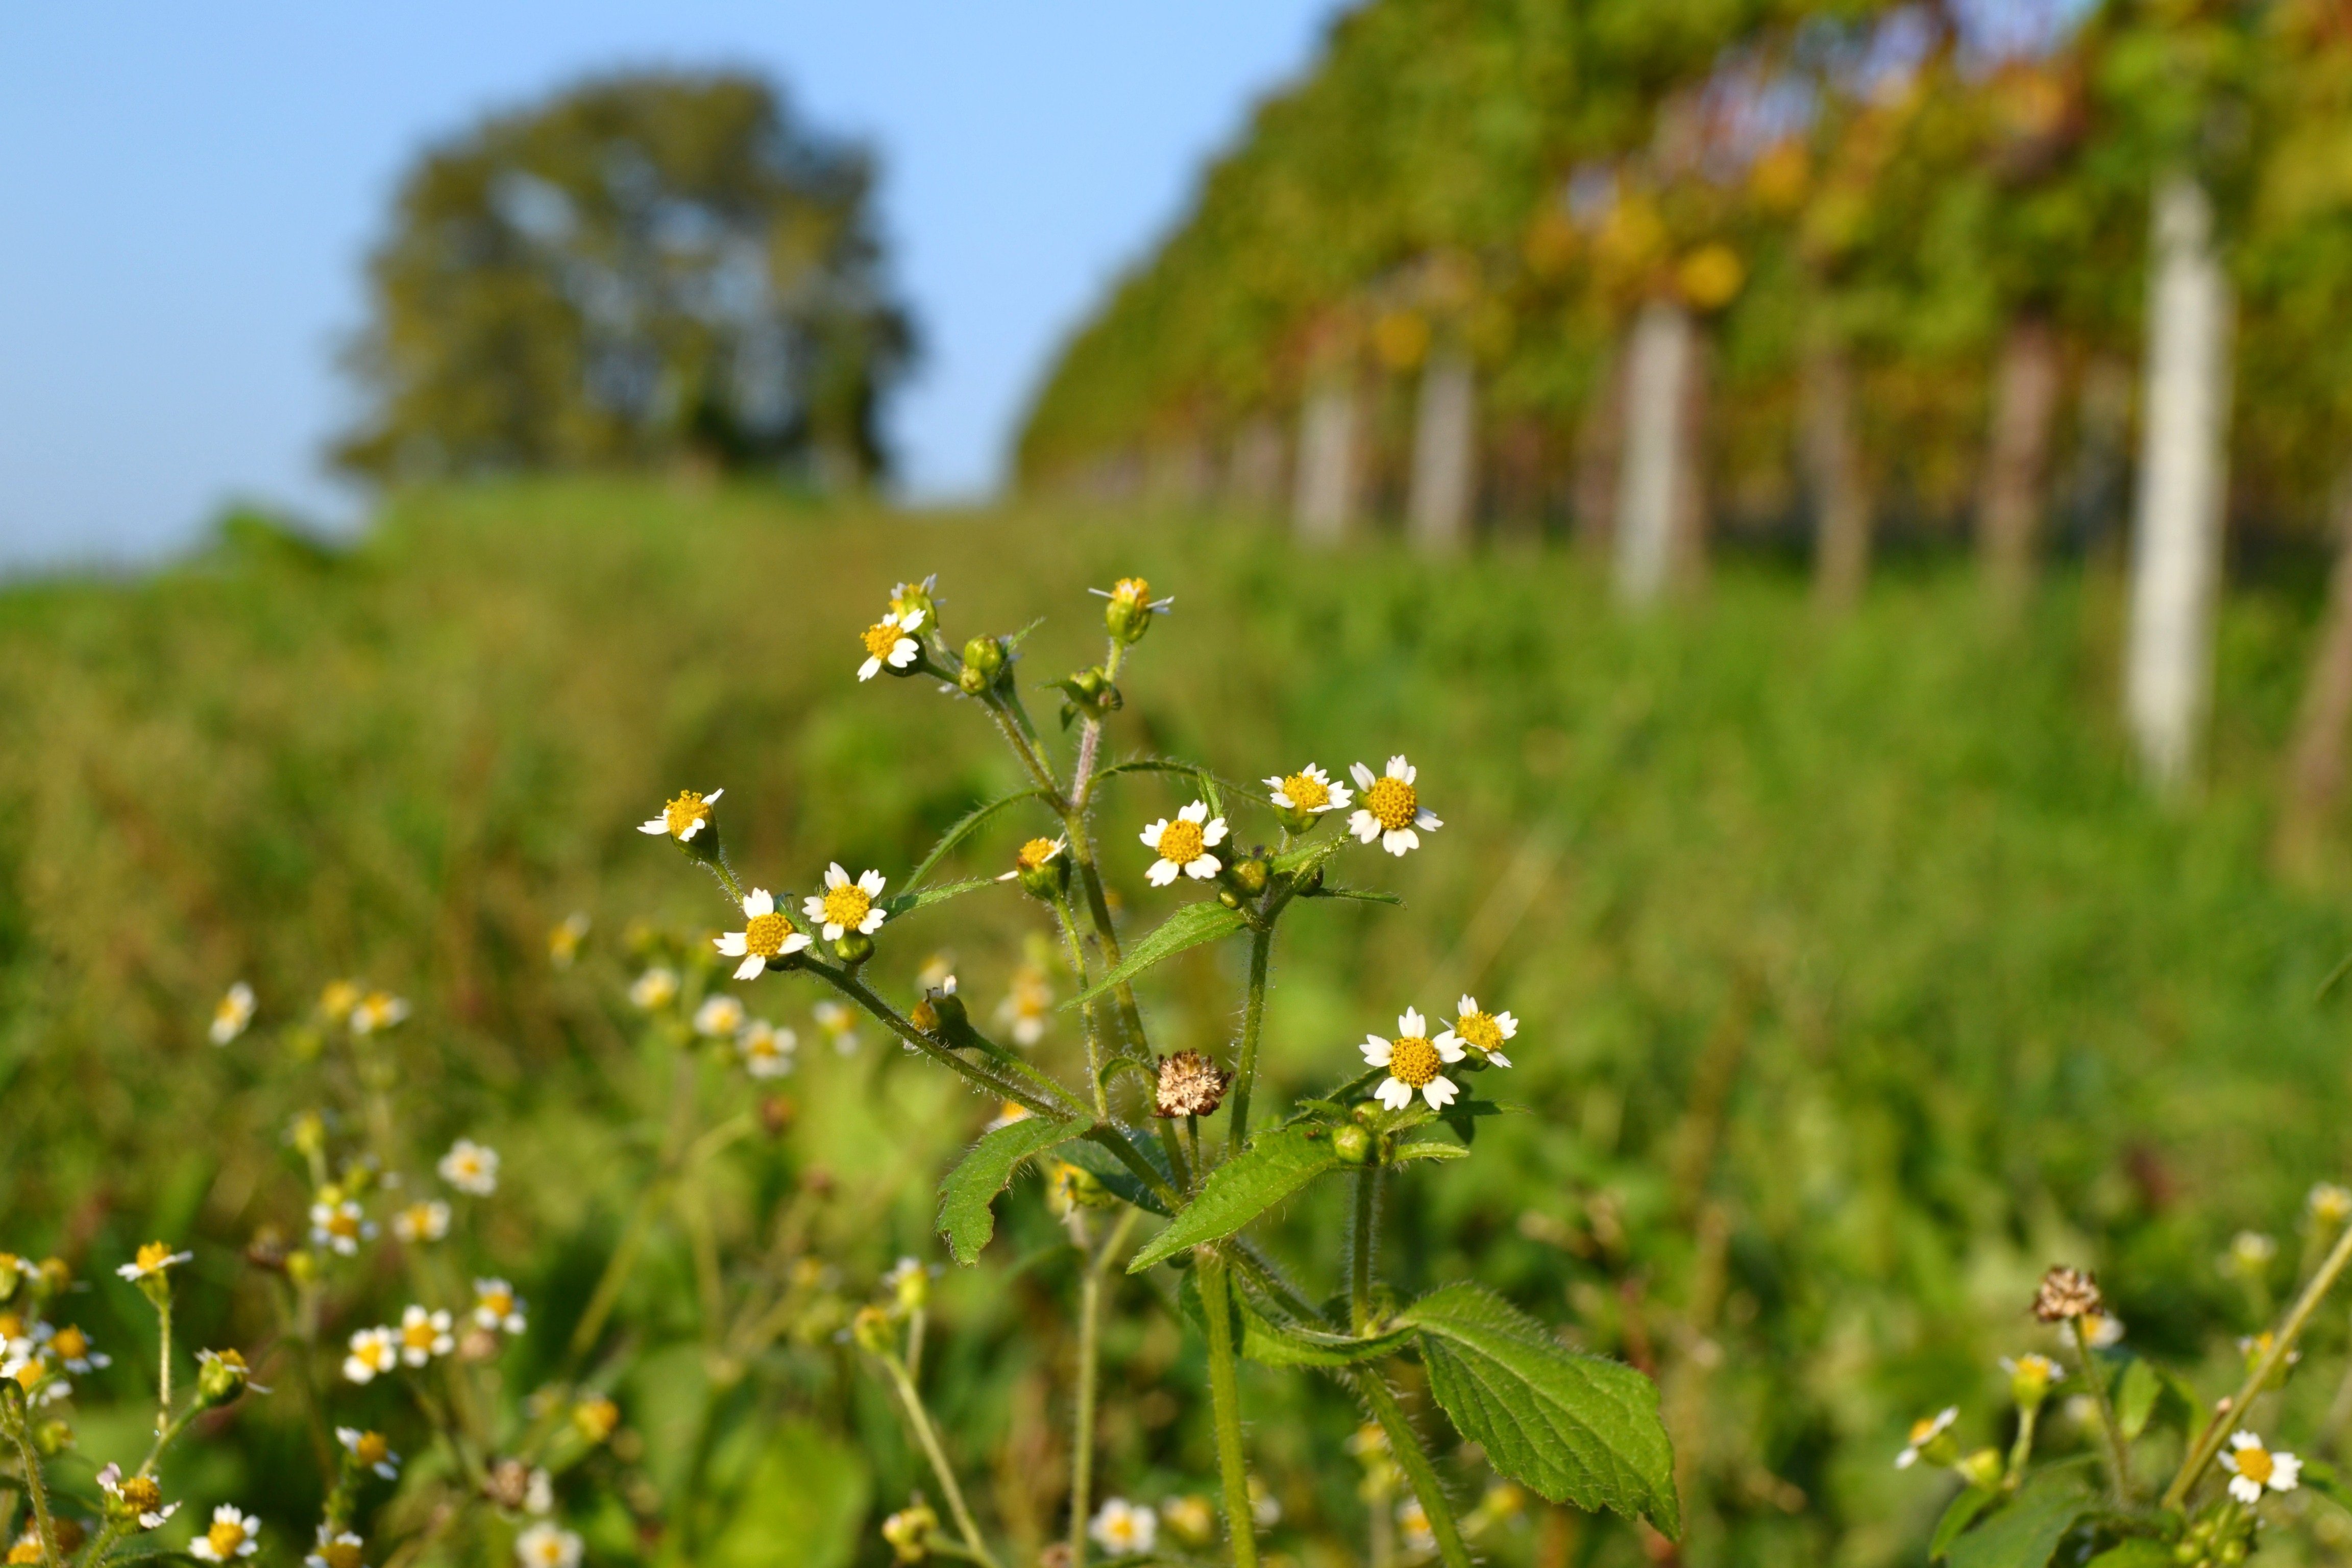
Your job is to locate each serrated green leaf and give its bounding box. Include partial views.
[1390,1139,1471,1165]
[882,875,1001,920]
[1057,1132,1175,1216]
[1930,1487,1999,1561]
[1129,1123,1348,1271]
[936,1114,1088,1264]
[1401,1282,1678,1536]
[1944,1473,2091,1568]
[2116,1358,2160,1440]
[1305,886,1405,905]
[1065,900,1249,1009]
[904,789,1053,889]
[1178,1270,1415,1367]
[2083,1542,2175,1568]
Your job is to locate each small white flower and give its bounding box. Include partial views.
[1894,1406,1958,1469]
[473,1278,528,1335]
[628,966,679,1010]
[514,1521,582,1568]
[803,865,890,941]
[392,1200,451,1244]
[692,994,746,1038]
[639,787,723,842]
[995,836,1066,883]
[1348,755,1442,856]
[189,1503,261,1561]
[336,1426,402,1480]
[44,1323,110,1373]
[309,1198,377,1257]
[1265,762,1352,818]
[96,1462,179,1529]
[439,1139,500,1196]
[715,888,814,980]
[1398,1497,1436,1554]
[1451,995,1517,1067]
[350,991,409,1034]
[342,1323,396,1383]
[736,1019,797,1080]
[1088,1497,1157,1556]
[856,606,925,681]
[1361,1008,1467,1111]
[210,983,256,1045]
[397,1305,454,1366]
[2083,1311,2124,1348]
[1140,799,1227,886]
[995,963,1053,1047]
[305,1526,367,1568]
[2311,1182,2352,1224]
[116,1243,193,1282]
[525,1467,554,1516]
[2221,1430,2301,1504]
[813,999,860,1055]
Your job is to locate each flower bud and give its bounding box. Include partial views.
[851,1305,897,1356]
[1231,858,1270,897]
[881,1500,939,1563]
[105,1475,164,1524]
[195,1348,254,1408]
[834,932,876,966]
[572,1396,620,1445]
[888,1261,932,1315]
[911,986,968,1037]
[1006,838,1069,900]
[958,636,1007,694]
[287,1250,321,1288]
[1957,1448,2004,1490]
[33,1418,74,1457]
[1332,1125,1375,1165]
[1047,1161,1117,1214]
[2006,1353,2060,1412]
[1102,577,1164,644]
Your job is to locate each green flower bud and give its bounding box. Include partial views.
[1956,1448,2003,1491]
[1231,858,1270,897]
[834,932,875,966]
[195,1348,254,1408]
[2005,1353,2061,1412]
[1007,838,1070,899]
[1332,1125,1375,1165]
[33,1417,74,1457]
[851,1305,896,1356]
[1101,577,1166,644]
[958,635,1007,694]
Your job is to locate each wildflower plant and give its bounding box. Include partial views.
[1901,1192,2352,1567]
[630,572,1680,1566]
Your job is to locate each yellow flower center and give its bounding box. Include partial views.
[205,1521,247,1558]
[862,620,905,660]
[1112,576,1150,606]
[1909,1414,1942,1443]
[744,912,796,957]
[0,1314,17,1340]
[321,1541,362,1568]
[662,791,713,836]
[1456,1011,1504,1052]
[1388,1036,1441,1088]
[1280,771,1331,811]
[1015,838,1060,870]
[482,1289,513,1317]
[353,1432,390,1466]
[11,1361,39,1391]
[134,1242,173,1273]
[119,1477,162,1513]
[403,1320,437,1351]
[328,1210,360,1239]
[2238,1446,2274,1486]
[10,1539,43,1564]
[822,884,873,929]
[51,1327,87,1360]
[1156,819,1206,866]
[1365,775,1418,832]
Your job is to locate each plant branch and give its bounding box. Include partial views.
[1226,925,1274,1150]
[2070,1318,2134,1504]
[880,1350,1000,1568]
[1354,1370,1473,1568]
[1194,1254,1260,1568]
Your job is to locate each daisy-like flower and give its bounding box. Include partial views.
[1159,1494,1215,1548]
[96,1464,179,1530]
[1088,1498,1157,1557]
[983,1100,1031,1132]
[716,888,814,979]
[1894,1406,1958,1469]
[438,1139,499,1196]
[2001,1352,2066,1406]
[1348,755,1442,856]
[2221,1430,2302,1504]
[1451,995,1517,1067]
[309,1197,376,1257]
[813,999,860,1055]
[188,1504,261,1561]
[638,788,723,842]
[3,1350,65,1406]
[804,865,890,942]
[628,966,679,1010]
[2082,1311,2125,1348]
[514,1523,582,1568]
[2311,1182,2352,1226]
[736,1019,797,1080]
[995,836,1066,885]
[1265,762,1353,819]
[210,983,256,1045]
[2238,1330,2304,1373]
[319,981,361,1024]
[1091,576,1174,644]
[1361,1009,1467,1111]
[573,1397,621,1444]
[392,1200,451,1244]
[306,1526,367,1568]
[692,994,746,1038]
[343,1328,398,1384]
[336,1427,401,1481]
[195,1346,266,1400]
[995,963,1053,1046]
[856,606,925,681]
[473,1278,528,1335]
[46,1324,110,1374]
[397,1305,454,1366]
[1140,800,1227,886]
[548,911,591,970]
[116,1242,194,1283]
[1249,1476,1281,1528]
[350,992,409,1035]
[1399,1498,1437,1554]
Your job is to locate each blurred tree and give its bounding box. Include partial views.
[334,70,914,488]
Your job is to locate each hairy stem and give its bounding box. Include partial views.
[882,1352,999,1568]
[155,1293,174,1416]
[3,1396,60,1568]
[1350,1167,1379,1334]
[1068,1209,1141,1568]
[1226,926,1274,1151]
[2166,1217,2352,1508]
[2005,1404,2041,1487]
[1354,1371,1473,1568]
[1193,1255,1260,1568]
[1051,891,1109,1116]
[2071,1317,2133,1504]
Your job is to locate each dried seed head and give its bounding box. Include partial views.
[483,1457,531,1510]
[2033,1266,2103,1322]
[1154,1051,1233,1119]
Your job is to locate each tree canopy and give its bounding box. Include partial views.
[336,69,913,487]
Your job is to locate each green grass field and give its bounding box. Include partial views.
[4,481,2349,1565]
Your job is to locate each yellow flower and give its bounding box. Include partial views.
[1348,755,1442,856]
[210,983,256,1045]
[1265,762,1352,818]
[115,1241,193,1283]
[1361,1008,1467,1111]
[547,912,590,969]
[638,788,723,842]
[1140,800,1227,886]
[803,865,890,941]
[1451,995,1517,1067]
[857,608,925,681]
[349,992,409,1035]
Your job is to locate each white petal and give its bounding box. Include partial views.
[1495,1012,1518,1037]
[1262,776,1285,793]
[1485,1050,1513,1068]
[1328,784,1354,808]
[744,888,773,917]
[859,869,887,895]
[781,932,812,953]
[859,908,887,933]
[1270,789,1294,808]
[1434,1032,1467,1062]
[1351,762,1375,788]
[2231,1476,2262,1505]
[1361,1037,1394,1066]
[822,922,846,940]
[826,863,850,889]
[802,896,828,922]
[860,656,881,680]
[1400,1008,1426,1036]
[639,819,668,835]
[716,933,748,955]
[1146,859,1180,887]
[706,789,723,804]
[1140,819,1167,848]
[889,639,918,667]
[901,607,925,633]
[1388,755,1412,780]
[1415,809,1443,830]
[1202,817,1228,845]
[677,818,703,841]
[1178,799,1209,823]
[1348,812,1379,843]
[1184,854,1221,878]
[1459,994,1478,1015]
[1383,827,1419,855]
[1422,1075,1459,1109]
[1376,1077,1412,1110]
[734,955,767,980]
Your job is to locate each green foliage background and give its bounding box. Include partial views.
[3,485,2350,1563]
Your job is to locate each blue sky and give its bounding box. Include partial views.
[0,3,1343,567]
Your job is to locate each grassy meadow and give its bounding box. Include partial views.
[3,481,2351,1566]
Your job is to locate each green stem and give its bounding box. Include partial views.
[2005,1404,2041,1488]
[1226,926,1273,1152]
[1068,1209,1142,1568]
[1354,1371,1474,1568]
[2071,1318,2133,1505]
[3,1396,60,1568]
[155,1293,174,1415]
[815,962,1091,1121]
[1350,1167,1379,1334]
[1050,891,1109,1117]
[1194,1254,1260,1568]
[2166,1217,2352,1509]
[881,1352,999,1568]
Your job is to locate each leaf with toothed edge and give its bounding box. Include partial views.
[881,876,1000,920]
[904,789,1055,890]
[1177,1269,1416,1367]
[1128,1123,1349,1271]
[936,1114,1088,1264]
[1063,901,1248,1009]
[1056,1131,1176,1216]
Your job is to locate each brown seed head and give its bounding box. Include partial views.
[2033,1266,2103,1322]
[483,1457,531,1510]
[1154,1051,1233,1119]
